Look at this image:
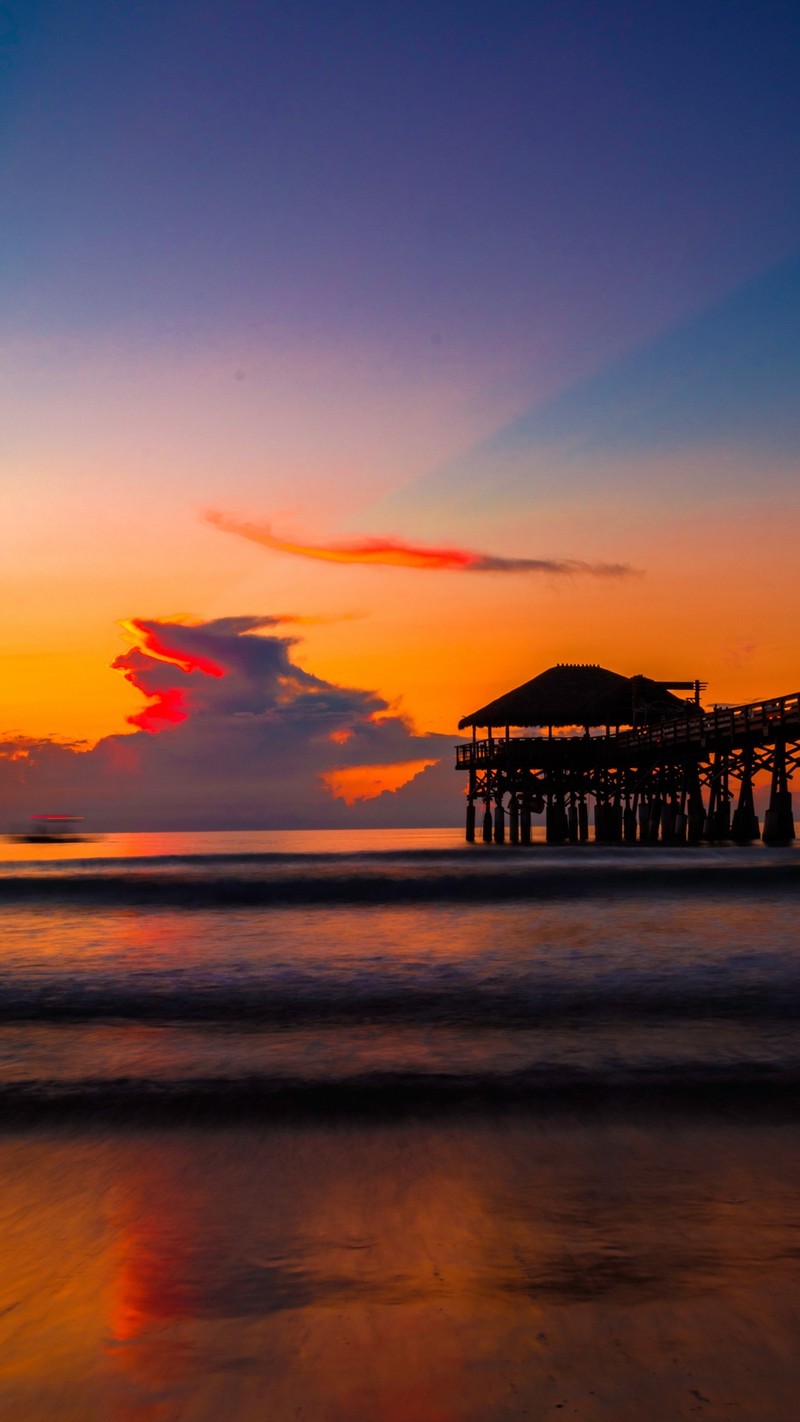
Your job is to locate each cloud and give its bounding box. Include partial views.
[203,510,635,577]
[0,617,456,830]
[119,618,230,677]
[322,759,440,805]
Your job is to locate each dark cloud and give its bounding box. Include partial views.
[0,618,457,830]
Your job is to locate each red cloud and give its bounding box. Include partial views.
[120,619,227,677]
[114,619,229,733]
[126,688,188,733]
[112,614,364,736]
[203,511,635,577]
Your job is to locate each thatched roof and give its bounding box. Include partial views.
[458,663,694,730]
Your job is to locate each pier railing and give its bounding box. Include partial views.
[456,692,800,768]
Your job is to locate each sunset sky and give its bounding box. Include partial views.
[2,0,800,825]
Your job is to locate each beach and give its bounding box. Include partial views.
[1,830,800,1419]
[4,1112,800,1420]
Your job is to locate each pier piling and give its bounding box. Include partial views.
[763,741,796,846]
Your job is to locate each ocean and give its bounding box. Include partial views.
[1,830,800,1419]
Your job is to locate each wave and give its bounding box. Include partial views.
[1,854,799,907]
[2,1065,800,1124]
[2,967,800,1024]
[3,842,800,1120]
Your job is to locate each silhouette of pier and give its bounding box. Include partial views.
[456,665,798,846]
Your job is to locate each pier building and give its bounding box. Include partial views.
[456,664,798,847]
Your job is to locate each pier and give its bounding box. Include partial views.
[456,665,798,847]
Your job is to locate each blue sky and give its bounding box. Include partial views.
[4,0,800,371]
[378,251,800,531]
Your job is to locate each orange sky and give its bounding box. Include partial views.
[4,477,799,749]
[2,281,800,756]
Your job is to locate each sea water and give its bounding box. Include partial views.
[2,830,800,1420]
[0,829,799,1107]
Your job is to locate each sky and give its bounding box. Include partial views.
[2,0,800,826]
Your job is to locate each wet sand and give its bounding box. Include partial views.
[1,1109,800,1420]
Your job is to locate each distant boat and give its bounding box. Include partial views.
[7,815,95,845]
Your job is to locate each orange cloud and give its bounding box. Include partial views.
[328,727,353,744]
[204,511,634,577]
[322,758,439,804]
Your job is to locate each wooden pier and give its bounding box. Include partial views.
[456,665,799,846]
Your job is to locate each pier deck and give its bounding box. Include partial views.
[456,691,800,847]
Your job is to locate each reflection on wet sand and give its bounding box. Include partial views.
[1,1114,800,1420]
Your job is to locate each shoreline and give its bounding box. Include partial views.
[2,1071,800,1127]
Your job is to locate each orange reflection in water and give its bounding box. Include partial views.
[110,1192,196,1346]
[101,1123,497,1422]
